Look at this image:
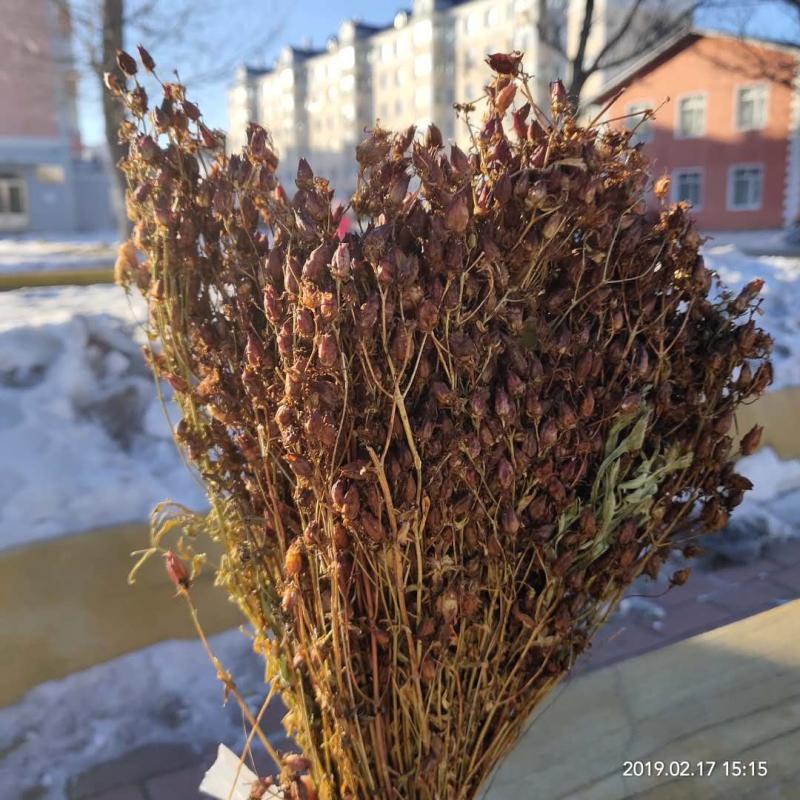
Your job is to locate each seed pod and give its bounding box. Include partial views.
[164,551,190,590]
[495,82,517,115]
[495,388,513,422]
[501,506,520,535]
[669,568,691,587]
[618,520,636,544]
[264,285,283,324]
[331,242,351,279]
[579,509,596,538]
[357,294,379,332]
[445,188,470,233]
[579,388,595,418]
[619,393,641,414]
[342,486,361,520]
[750,362,773,394]
[417,299,439,332]
[550,79,567,108]
[540,418,558,448]
[361,512,384,543]
[558,402,577,430]
[116,49,137,76]
[486,51,523,76]
[287,455,313,479]
[285,542,304,578]
[432,381,456,407]
[318,333,338,367]
[740,424,763,455]
[496,458,514,490]
[729,279,764,315]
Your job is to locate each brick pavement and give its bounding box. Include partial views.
[69,538,800,800]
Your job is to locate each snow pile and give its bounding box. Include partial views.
[0,630,273,800]
[703,447,800,562]
[704,242,800,390]
[0,231,118,273]
[0,285,206,551]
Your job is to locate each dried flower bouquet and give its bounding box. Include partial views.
[112,47,771,800]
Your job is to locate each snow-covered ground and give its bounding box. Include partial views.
[0,231,118,273]
[0,284,205,551]
[705,242,800,390]
[0,630,271,800]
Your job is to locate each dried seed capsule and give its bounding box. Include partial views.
[501,506,520,535]
[495,388,513,422]
[164,551,190,590]
[285,542,304,578]
[331,242,351,279]
[342,486,361,521]
[431,381,456,407]
[264,285,283,324]
[116,49,137,76]
[297,308,315,338]
[618,520,636,544]
[361,512,384,543]
[287,455,313,479]
[137,45,156,72]
[619,393,641,414]
[417,299,439,333]
[496,458,514,490]
[331,479,348,508]
[740,424,763,455]
[579,388,595,418]
[669,568,691,587]
[444,189,470,233]
[540,418,558,448]
[558,402,577,430]
[318,333,338,367]
[486,51,523,76]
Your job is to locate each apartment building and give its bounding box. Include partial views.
[0,0,115,234]
[229,0,654,198]
[592,30,800,230]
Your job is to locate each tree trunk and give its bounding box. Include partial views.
[100,0,129,238]
[568,69,587,107]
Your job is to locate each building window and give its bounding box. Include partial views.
[0,173,27,227]
[676,94,705,138]
[672,169,703,209]
[625,102,653,143]
[729,165,763,210]
[414,54,432,77]
[736,85,768,131]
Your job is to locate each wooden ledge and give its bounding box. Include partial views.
[488,600,800,799]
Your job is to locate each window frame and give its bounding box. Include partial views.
[671,167,705,212]
[734,83,769,132]
[0,172,28,230]
[727,163,764,211]
[674,92,707,140]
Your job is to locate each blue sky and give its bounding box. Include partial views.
[78,0,797,146]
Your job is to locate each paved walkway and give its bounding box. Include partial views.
[69,539,800,800]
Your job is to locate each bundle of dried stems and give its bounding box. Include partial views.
[111,46,771,800]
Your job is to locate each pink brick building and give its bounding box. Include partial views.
[591,30,800,231]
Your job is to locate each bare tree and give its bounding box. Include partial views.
[537,0,713,105]
[55,0,284,235]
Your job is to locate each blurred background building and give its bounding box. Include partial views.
[0,0,115,234]
[593,29,800,230]
[228,0,660,199]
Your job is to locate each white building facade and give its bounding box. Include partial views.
[228,0,646,198]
